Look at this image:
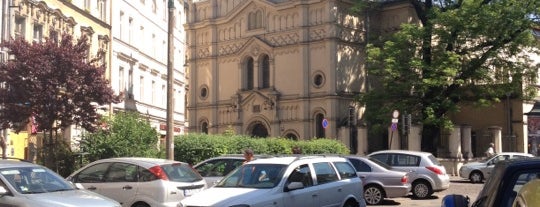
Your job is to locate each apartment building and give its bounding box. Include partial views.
[110,0,188,146]
[0,0,111,159]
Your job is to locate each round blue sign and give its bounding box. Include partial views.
[322,119,329,129]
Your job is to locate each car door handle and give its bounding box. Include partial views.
[122,185,133,190]
[337,188,342,192]
[312,193,318,197]
[87,186,97,190]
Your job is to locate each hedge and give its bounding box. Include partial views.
[174,133,350,165]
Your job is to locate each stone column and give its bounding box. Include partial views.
[488,126,503,154]
[408,125,421,151]
[357,126,368,155]
[448,126,463,159]
[461,125,473,159]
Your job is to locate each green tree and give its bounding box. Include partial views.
[357,0,540,152]
[80,112,163,162]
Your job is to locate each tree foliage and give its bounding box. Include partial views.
[0,34,120,133]
[80,112,163,162]
[358,0,540,150]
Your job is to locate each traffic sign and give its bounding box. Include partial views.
[322,119,329,129]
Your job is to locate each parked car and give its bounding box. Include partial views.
[67,157,207,207]
[368,150,450,199]
[459,152,534,183]
[346,156,411,205]
[512,178,540,207]
[0,158,120,207]
[179,155,367,207]
[193,154,272,186]
[442,157,540,207]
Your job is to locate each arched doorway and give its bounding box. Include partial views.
[249,122,269,138]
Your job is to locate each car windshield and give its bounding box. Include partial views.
[1,167,74,194]
[215,164,286,189]
[162,163,204,182]
[480,154,497,163]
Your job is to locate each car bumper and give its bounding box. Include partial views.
[433,174,451,192]
[459,167,471,179]
[384,184,412,198]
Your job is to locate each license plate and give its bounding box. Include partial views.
[183,188,200,197]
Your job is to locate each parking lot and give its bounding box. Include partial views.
[372,176,483,207]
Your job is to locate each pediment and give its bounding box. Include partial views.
[235,90,280,111]
[237,37,273,58]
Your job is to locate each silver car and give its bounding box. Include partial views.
[368,150,450,199]
[193,154,272,187]
[0,159,120,207]
[459,152,534,183]
[67,157,207,207]
[346,156,412,205]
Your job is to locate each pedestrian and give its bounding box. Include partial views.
[485,142,495,157]
[292,146,302,154]
[243,148,254,164]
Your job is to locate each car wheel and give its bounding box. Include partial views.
[342,199,359,207]
[412,180,432,199]
[131,202,150,207]
[364,185,384,205]
[469,171,483,183]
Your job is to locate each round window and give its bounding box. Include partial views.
[200,85,208,99]
[313,73,325,88]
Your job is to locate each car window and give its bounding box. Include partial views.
[427,155,442,165]
[162,163,203,182]
[313,162,339,185]
[368,157,393,170]
[139,166,158,182]
[195,159,228,176]
[104,162,137,182]
[348,158,372,172]
[74,162,111,183]
[286,164,313,187]
[333,162,357,179]
[395,154,420,166]
[0,167,74,194]
[216,164,286,188]
[370,154,391,165]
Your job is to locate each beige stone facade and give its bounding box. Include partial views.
[186,0,371,140]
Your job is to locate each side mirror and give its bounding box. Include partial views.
[284,182,304,192]
[441,194,469,207]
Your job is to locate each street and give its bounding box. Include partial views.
[371,176,483,207]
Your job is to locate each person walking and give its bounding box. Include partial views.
[485,143,495,157]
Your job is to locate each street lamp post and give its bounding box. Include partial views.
[166,0,175,160]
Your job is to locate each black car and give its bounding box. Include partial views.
[442,157,540,207]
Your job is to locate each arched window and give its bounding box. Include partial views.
[315,113,325,138]
[201,121,208,134]
[260,55,270,88]
[248,10,263,30]
[246,57,254,90]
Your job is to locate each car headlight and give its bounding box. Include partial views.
[229,205,250,207]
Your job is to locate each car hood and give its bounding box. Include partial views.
[25,189,119,207]
[182,187,273,206]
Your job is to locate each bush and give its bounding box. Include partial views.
[174,133,350,165]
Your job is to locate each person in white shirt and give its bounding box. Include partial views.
[485,142,495,157]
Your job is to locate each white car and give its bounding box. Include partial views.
[0,159,120,207]
[179,156,367,207]
[67,157,207,207]
[459,152,534,183]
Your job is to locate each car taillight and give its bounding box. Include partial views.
[401,175,408,184]
[426,166,443,175]
[149,166,169,180]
